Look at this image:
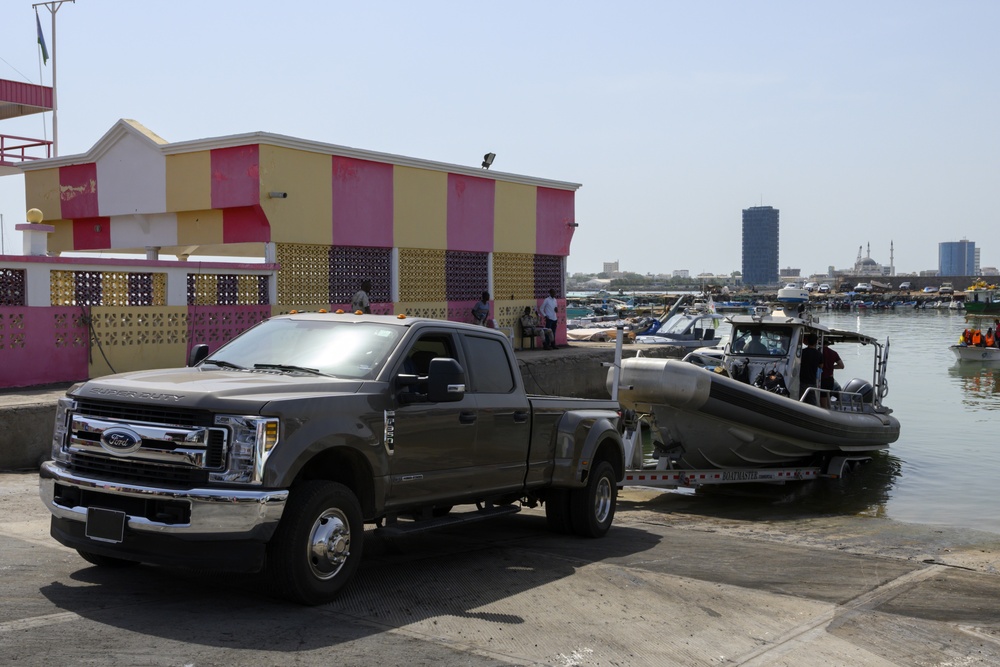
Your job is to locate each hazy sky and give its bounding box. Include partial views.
[1,1,997,277]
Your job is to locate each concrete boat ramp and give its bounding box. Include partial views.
[4,343,1000,664]
[4,472,1000,666]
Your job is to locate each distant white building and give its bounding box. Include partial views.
[672,269,690,279]
[603,260,620,275]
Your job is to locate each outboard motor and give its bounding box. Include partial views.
[843,378,874,403]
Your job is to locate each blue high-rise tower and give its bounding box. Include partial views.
[742,206,779,286]
[939,240,976,276]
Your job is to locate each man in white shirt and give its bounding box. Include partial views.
[540,288,559,349]
[351,279,372,314]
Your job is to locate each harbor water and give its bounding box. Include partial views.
[707,307,1000,535]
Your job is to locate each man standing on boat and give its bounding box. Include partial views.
[820,339,844,408]
[800,333,822,406]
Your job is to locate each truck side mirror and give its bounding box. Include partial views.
[188,344,209,367]
[426,358,466,402]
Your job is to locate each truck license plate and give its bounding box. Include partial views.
[85,507,126,543]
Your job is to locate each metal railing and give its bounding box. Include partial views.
[0,134,53,164]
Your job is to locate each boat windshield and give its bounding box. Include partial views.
[661,314,715,335]
[730,325,792,356]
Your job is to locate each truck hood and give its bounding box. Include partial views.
[70,367,366,411]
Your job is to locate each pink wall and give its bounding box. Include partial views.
[0,306,88,389]
[536,187,575,256]
[211,146,260,208]
[186,304,271,356]
[211,146,267,243]
[222,206,270,243]
[332,157,394,247]
[447,174,495,252]
[60,163,99,219]
[72,216,112,250]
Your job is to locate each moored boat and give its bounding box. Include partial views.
[963,283,1000,315]
[612,306,899,469]
[633,310,722,348]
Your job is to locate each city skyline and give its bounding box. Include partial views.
[584,236,984,279]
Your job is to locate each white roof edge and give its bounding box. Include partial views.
[18,119,165,172]
[18,121,582,191]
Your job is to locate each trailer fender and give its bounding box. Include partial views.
[549,411,624,489]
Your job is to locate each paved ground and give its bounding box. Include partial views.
[5,472,1000,666]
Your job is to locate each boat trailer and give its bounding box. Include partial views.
[618,415,868,489]
[607,324,871,489]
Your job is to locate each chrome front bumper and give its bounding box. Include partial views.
[39,461,287,538]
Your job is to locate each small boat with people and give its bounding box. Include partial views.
[612,302,900,470]
[952,319,1000,362]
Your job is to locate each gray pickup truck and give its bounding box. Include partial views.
[39,313,624,604]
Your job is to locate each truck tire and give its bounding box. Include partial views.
[544,488,573,534]
[77,549,139,568]
[570,460,617,538]
[264,480,364,605]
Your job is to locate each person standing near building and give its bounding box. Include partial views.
[541,288,559,348]
[820,339,844,408]
[799,333,822,406]
[351,279,372,314]
[472,291,490,326]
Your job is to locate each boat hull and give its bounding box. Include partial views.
[951,345,1000,362]
[613,358,900,469]
[963,303,1000,315]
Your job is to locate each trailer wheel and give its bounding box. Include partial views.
[264,480,364,605]
[570,460,617,538]
[545,488,573,534]
[77,549,139,568]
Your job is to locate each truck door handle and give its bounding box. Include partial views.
[459,411,477,424]
[513,411,529,423]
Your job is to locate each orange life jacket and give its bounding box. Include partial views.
[972,330,983,346]
[987,334,996,347]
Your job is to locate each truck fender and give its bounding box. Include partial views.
[548,410,624,489]
[262,417,387,520]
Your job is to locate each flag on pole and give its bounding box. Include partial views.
[36,12,49,65]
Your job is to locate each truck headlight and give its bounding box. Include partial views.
[211,416,279,484]
[50,397,76,463]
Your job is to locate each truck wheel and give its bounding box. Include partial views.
[545,488,573,534]
[570,461,617,538]
[265,481,364,605]
[77,549,139,568]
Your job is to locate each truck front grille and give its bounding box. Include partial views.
[64,399,228,486]
[70,452,211,486]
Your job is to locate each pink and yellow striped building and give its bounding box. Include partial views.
[3,120,579,386]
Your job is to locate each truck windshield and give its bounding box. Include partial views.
[204,319,403,379]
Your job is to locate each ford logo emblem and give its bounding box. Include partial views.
[100,427,143,455]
